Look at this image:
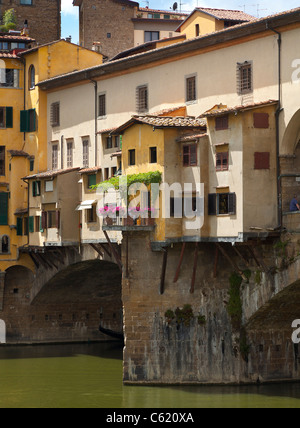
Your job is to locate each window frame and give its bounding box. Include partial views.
[186,74,197,103]
[82,139,89,168]
[0,146,5,176]
[98,93,106,118]
[215,115,229,131]
[128,149,136,166]
[150,146,157,164]
[216,152,229,171]
[237,61,253,95]
[29,65,35,90]
[208,193,236,216]
[183,144,197,167]
[50,102,60,127]
[136,84,148,113]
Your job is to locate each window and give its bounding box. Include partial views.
[186,75,196,103]
[0,147,5,176]
[16,217,23,236]
[104,168,109,180]
[0,107,13,128]
[107,33,111,39]
[129,149,136,166]
[1,236,9,254]
[35,216,40,232]
[238,62,252,94]
[32,180,41,197]
[144,31,159,42]
[183,144,197,166]
[0,193,8,225]
[83,139,89,168]
[114,136,120,148]
[208,193,236,215]
[67,141,73,168]
[164,14,170,19]
[0,69,19,88]
[253,113,269,129]
[45,180,54,192]
[50,102,60,127]
[48,211,60,229]
[98,94,106,117]
[28,216,34,233]
[150,147,157,164]
[136,85,148,113]
[254,152,270,170]
[106,136,113,149]
[52,144,58,170]
[215,115,229,131]
[87,205,97,223]
[20,0,33,4]
[29,65,35,89]
[20,109,36,132]
[195,24,200,37]
[30,158,34,171]
[216,152,229,171]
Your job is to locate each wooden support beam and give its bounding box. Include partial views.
[246,244,268,272]
[90,243,104,258]
[213,245,219,278]
[190,242,199,294]
[233,245,250,267]
[173,242,186,283]
[216,243,247,280]
[29,253,39,269]
[103,230,123,273]
[160,247,168,295]
[98,243,112,259]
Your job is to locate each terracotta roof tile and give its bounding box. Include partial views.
[8,150,30,157]
[24,167,80,180]
[198,100,278,118]
[176,133,208,143]
[196,7,256,22]
[79,166,102,174]
[132,115,206,128]
[0,53,19,59]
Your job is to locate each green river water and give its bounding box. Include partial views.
[0,342,299,408]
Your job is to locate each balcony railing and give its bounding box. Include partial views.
[102,216,155,231]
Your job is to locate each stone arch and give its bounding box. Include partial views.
[0,320,6,343]
[281,108,300,155]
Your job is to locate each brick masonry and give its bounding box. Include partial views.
[78,0,135,58]
[122,232,300,384]
[0,0,61,45]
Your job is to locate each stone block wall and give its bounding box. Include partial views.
[122,232,300,384]
[79,0,135,58]
[0,0,61,45]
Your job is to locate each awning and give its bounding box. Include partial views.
[76,200,97,211]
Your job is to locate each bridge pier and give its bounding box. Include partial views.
[0,271,6,312]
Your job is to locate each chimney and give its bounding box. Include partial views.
[21,20,29,37]
[92,41,102,53]
[65,35,72,43]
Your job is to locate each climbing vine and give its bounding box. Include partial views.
[164,304,206,327]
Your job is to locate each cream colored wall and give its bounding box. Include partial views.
[179,11,218,39]
[207,114,244,238]
[134,21,180,46]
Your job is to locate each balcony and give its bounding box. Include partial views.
[282,211,300,232]
[102,216,156,232]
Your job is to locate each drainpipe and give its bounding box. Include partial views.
[61,135,64,170]
[267,23,283,228]
[21,177,30,246]
[90,79,98,167]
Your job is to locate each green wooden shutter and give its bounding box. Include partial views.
[5,107,13,128]
[88,174,97,188]
[29,109,36,132]
[29,216,34,233]
[0,193,8,225]
[208,194,217,216]
[17,217,23,236]
[32,181,37,197]
[20,110,29,132]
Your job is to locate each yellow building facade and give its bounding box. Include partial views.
[0,40,103,276]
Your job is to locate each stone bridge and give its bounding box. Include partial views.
[0,243,122,344]
[121,232,300,385]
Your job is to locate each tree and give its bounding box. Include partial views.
[0,9,17,33]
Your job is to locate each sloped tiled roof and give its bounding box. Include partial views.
[24,167,80,180]
[198,100,278,118]
[196,7,256,22]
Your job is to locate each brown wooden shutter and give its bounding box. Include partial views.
[253,113,269,129]
[42,211,48,230]
[56,210,60,229]
[254,152,270,169]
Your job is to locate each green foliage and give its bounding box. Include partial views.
[92,171,163,202]
[227,272,243,330]
[254,270,262,286]
[1,9,17,32]
[175,304,194,327]
[197,314,206,326]
[164,309,175,324]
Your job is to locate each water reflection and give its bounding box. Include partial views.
[0,343,299,408]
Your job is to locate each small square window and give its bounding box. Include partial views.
[107,33,111,39]
[129,149,136,166]
[216,152,229,171]
[253,113,269,129]
[254,152,270,170]
[186,76,196,103]
[150,147,157,164]
[215,115,229,131]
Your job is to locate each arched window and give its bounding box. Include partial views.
[29,65,35,90]
[1,235,9,254]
